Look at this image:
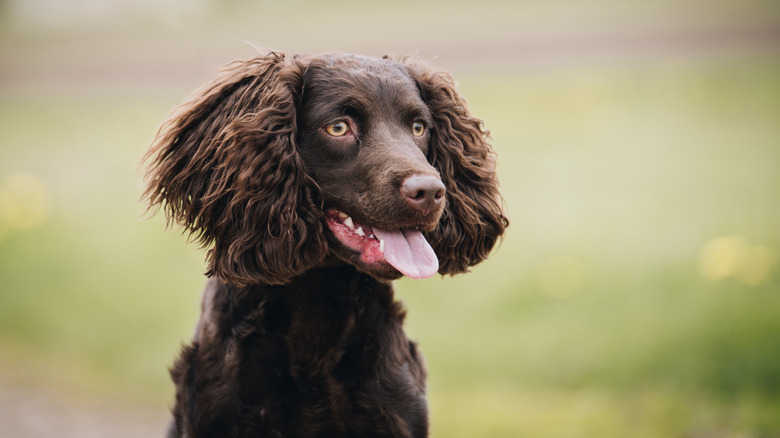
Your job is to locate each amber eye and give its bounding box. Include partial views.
[412,121,425,137]
[325,121,350,137]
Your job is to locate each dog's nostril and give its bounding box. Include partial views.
[402,175,446,213]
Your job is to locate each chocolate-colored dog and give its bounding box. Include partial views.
[144,52,506,437]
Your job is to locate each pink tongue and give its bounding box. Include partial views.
[373,229,439,279]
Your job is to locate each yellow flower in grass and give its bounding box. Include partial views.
[699,235,776,286]
[0,172,51,241]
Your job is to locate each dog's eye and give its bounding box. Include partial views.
[412,122,425,137]
[325,121,350,137]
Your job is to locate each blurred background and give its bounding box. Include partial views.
[1,0,779,436]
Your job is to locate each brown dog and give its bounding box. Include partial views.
[144,52,506,438]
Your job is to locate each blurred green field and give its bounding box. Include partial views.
[2,1,780,436]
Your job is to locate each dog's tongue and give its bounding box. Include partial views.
[373,229,438,279]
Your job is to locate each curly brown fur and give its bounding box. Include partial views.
[144,51,507,438]
[394,56,506,274]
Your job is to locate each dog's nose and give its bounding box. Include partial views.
[401,175,446,214]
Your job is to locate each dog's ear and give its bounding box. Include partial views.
[394,57,508,275]
[143,52,327,286]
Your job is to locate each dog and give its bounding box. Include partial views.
[144,51,506,438]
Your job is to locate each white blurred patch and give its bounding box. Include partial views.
[6,0,213,30]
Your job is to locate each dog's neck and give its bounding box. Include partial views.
[194,264,404,358]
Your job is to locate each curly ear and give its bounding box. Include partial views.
[394,57,508,275]
[143,52,327,286]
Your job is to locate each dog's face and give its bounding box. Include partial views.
[144,52,507,286]
[297,56,445,280]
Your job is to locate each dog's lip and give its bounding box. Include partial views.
[324,209,388,265]
[324,210,381,245]
[324,209,440,279]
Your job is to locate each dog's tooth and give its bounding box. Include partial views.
[338,211,348,220]
[379,239,385,253]
[355,227,365,237]
[344,217,354,229]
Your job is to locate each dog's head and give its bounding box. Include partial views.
[144,52,507,286]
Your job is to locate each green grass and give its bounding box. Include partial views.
[1,34,780,437]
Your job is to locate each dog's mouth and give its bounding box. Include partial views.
[324,209,439,279]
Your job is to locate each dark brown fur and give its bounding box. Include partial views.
[144,52,507,438]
